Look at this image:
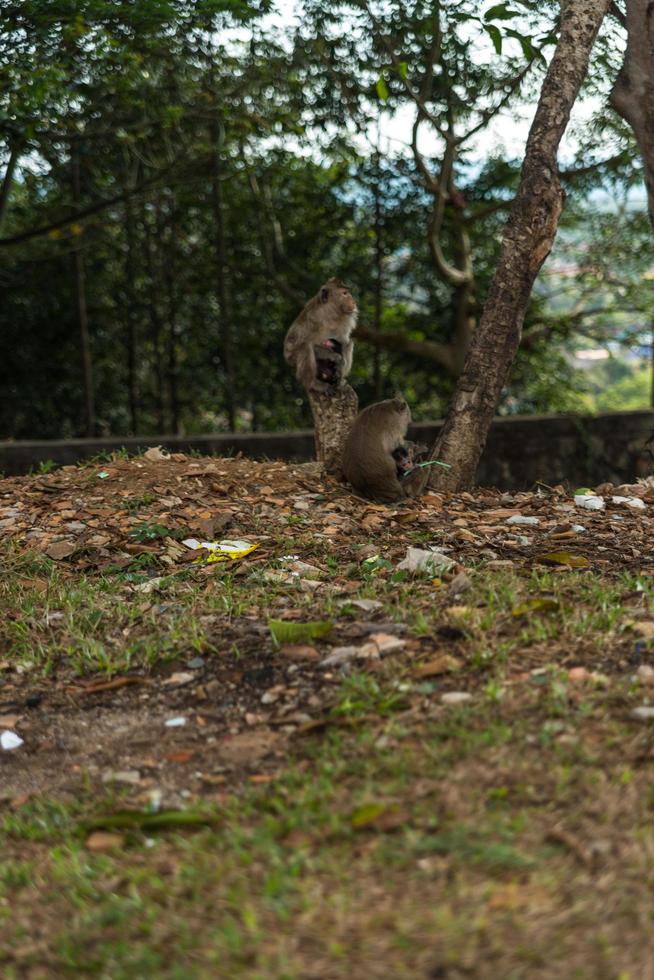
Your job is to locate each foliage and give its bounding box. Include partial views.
[0,0,651,439]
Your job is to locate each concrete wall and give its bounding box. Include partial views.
[1,410,653,489]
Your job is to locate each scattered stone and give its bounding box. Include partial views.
[441,692,472,705]
[637,665,654,686]
[505,515,540,526]
[448,571,472,596]
[612,495,646,510]
[279,644,320,662]
[163,672,195,687]
[187,657,205,670]
[344,598,384,613]
[631,706,654,721]
[102,770,141,785]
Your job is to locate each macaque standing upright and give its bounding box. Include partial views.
[342,396,428,502]
[283,278,357,393]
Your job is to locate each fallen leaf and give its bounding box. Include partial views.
[44,540,76,560]
[538,552,590,569]
[278,644,320,662]
[85,831,125,853]
[268,619,333,647]
[511,597,560,617]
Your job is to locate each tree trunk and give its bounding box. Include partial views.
[144,201,166,432]
[71,146,95,437]
[373,158,384,399]
[158,195,180,434]
[428,0,611,490]
[210,116,237,431]
[610,0,654,230]
[0,142,21,234]
[308,386,359,477]
[124,190,139,433]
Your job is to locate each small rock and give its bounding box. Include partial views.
[441,692,472,705]
[571,524,586,533]
[345,598,384,612]
[631,706,654,721]
[637,665,654,686]
[612,495,646,510]
[368,632,406,655]
[279,644,320,662]
[102,770,141,785]
[448,571,472,596]
[187,657,205,670]
[505,515,540,526]
[321,646,363,667]
[163,672,195,687]
[165,716,187,727]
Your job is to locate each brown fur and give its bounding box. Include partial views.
[343,396,427,502]
[284,278,357,393]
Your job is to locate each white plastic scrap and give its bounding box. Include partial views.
[1,730,24,751]
[505,515,540,526]
[397,547,456,573]
[164,716,187,728]
[612,495,646,511]
[574,494,605,511]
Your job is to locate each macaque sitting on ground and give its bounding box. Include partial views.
[343,396,428,502]
[284,278,357,394]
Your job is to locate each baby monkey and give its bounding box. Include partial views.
[391,441,428,479]
[343,396,428,502]
[284,278,357,393]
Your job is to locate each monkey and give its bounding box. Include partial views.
[283,278,357,394]
[342,396,428,502]
[314,345,343,389]
[391,440,428,478]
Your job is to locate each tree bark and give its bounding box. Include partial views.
[428,0,611,490]
[71,146,95,438]
[124,189,139,433]
[610,0,654,230]
[210,115,237,430]
[308,385,359,477]
[0,142,21,234]
[143,201,166,432]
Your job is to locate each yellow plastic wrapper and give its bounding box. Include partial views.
[182,538,259,564]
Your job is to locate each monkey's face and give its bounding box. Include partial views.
[321,279,358,316]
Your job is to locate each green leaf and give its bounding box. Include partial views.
[397,61,408,80]
[376,75,389,102]
[268,619,333,647]
[484,23,503,54]
[484,4,516,20]
[79,809,218,833]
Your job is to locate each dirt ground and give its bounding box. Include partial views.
[1,452,653,805]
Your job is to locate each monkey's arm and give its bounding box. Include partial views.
[340,339,353,382]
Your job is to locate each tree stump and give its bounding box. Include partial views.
[307,384,358,477]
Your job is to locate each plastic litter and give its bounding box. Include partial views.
[1,730,24,751]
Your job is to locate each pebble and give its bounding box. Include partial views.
[441,692,472,705]
[631,706,654,721]
[505,515,540,526]
[637,665,654,686]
